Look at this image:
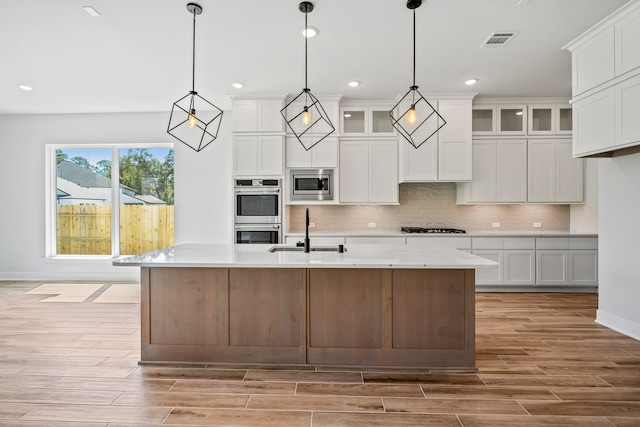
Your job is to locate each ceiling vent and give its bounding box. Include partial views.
[480,31,519,48]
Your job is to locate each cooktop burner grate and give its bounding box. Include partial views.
[401,227,466,234]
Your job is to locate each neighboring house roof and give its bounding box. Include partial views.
[133,195,167,205]
[57,161,112,188]
[56,177,106,202]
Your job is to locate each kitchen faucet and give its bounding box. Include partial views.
[304,208,310,253]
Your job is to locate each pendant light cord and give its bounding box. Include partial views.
[191,9,196,93]
[304,11,308,90]
[412,9,416,88]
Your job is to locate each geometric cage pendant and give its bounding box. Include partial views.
[390,86,446,149]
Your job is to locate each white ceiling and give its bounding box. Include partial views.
[0,0,630,114]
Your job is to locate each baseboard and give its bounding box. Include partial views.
[596,309,640,341]
[476,286,598,293]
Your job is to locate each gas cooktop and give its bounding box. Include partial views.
[401,227,466,234]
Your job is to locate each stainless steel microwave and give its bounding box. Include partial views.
[290,168,334,201]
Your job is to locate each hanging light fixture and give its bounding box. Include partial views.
[281,1,335,151]
[390,0,446,149]
[167,3,223,152]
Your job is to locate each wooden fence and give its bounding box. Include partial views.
[57,205,174,255]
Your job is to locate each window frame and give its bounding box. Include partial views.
[45,143,174,259]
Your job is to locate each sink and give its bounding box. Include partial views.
[268,245,346,253]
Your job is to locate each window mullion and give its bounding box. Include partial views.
[111,148,120,257]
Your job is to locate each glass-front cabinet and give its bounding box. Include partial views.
[528,104,573,135]
[473,102,571,136]
[472,106,496,135]
[497,105,527,135]
[340,104,396,137]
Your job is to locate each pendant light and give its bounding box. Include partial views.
[281,1,335,151]
[390,0,446,149]
[167,3,223,152]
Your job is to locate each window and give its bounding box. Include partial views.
[49,145,174,257]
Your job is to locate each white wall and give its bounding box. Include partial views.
[570,158,599,232]
[0,112,232,282]
[596,152,640,340]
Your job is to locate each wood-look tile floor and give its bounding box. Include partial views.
[1,282,639,426]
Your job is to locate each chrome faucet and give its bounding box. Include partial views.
[304,208,311,253]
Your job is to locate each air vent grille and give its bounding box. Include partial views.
[480,31,518,48]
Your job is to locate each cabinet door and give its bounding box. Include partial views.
[528,105,555,135]
[257,100,284,132]
[232,100,258,132]
[536,250,568,285]
[286,137,312,168]
[257,136,283,176]
[438,99,472,181]
[369,140,398,203]
[472,106,496,135]
[555,140,584,202]
[615,72,640,148]
[572,27,615,95]
[615,11,640,75]
[573,86,615,157]
[311,137,338,167]
[556,104,573,134]
[473,250,502,285]
[339,140,369,203]
[497,140,527,202]
[504,250,536,285]
[370,108,396,136]
[340,107,368,136]
[528,139,556,202]
[497,105,526,135]
[400,137,437,182]
[568,250,598,286]
[469,140,497,202]
[233,136,258,176]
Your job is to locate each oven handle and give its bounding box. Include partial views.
[234,224,281,230]
[234,188,280,194]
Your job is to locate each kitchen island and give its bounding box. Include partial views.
[114,243,496,369]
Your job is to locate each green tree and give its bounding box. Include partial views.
[56,149,69,164]
[156,150,174,205]
[95,159,112,178]
[70,156,92,169]
[119,148,174,205]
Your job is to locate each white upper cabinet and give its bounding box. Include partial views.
[497,104,527,136]
[285,136,338,168]
[400,97,473,182]
[528,104,572,135]
[340,139,398,204]
[474,102,572,137]
[283,96,340,137]
[340,103,396,137]
[528,139,584,203]
[564,1,640,156]
[233,136,283,177]
[232,99,284,133]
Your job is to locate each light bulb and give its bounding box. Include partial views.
[406,105,417,125]
[302,108,311,127]
[188,109,197,128]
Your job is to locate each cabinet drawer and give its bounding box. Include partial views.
[504,237,536,250]
[406,237,471,250]
[473,238,503,250]
[568,237,598,250]
[536,238,569,250]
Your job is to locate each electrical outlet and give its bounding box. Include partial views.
[492,222,501,228]
[533,222,542,228]
[309,222,315,228]
[368,222,376,228]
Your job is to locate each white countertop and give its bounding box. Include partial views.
[285,230,598,238]
[113,243,498,269]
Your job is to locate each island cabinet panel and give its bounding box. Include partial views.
[228,269,304,347]
[392,269,466,350]
[308,269,387,349]
[146,267,229,346]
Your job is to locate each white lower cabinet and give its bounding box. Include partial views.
[472,237,535,286]
[284,236,345,246]
[536,237,598,286]
[406,236,471,250]
[339,139,398,204]
[345,236,406,244]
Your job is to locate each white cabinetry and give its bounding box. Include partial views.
[345,236,406,245]
[536,237,598,286]
[564,0,640,156]
[232,99,284,132]
[472,237,535,286]
[340,103,396,137]
[400,97,473,182]
[457,140,527,203]
[528,139,584,203]
[233,136,283,176]
[286,136,338,168]
[528,104,573,135]
[405,236,471,250]
[283,96,340,137]
[339,139,398,204]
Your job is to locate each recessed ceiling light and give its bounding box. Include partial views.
[17,84,33,91]
[343,113,352,118]
[464,78,479,86]
[300,26,319,38]
[82,6,101,17]
[232,82,244,89]
[348,81,361,88]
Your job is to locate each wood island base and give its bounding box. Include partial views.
[141,267,476,369]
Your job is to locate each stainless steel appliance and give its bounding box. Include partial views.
[234,178,281,224]
[289,168,334,201]
[235,224,281,244]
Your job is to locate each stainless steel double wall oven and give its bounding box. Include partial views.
[234,178,281,244]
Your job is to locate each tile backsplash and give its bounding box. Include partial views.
[288,183,570,233]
